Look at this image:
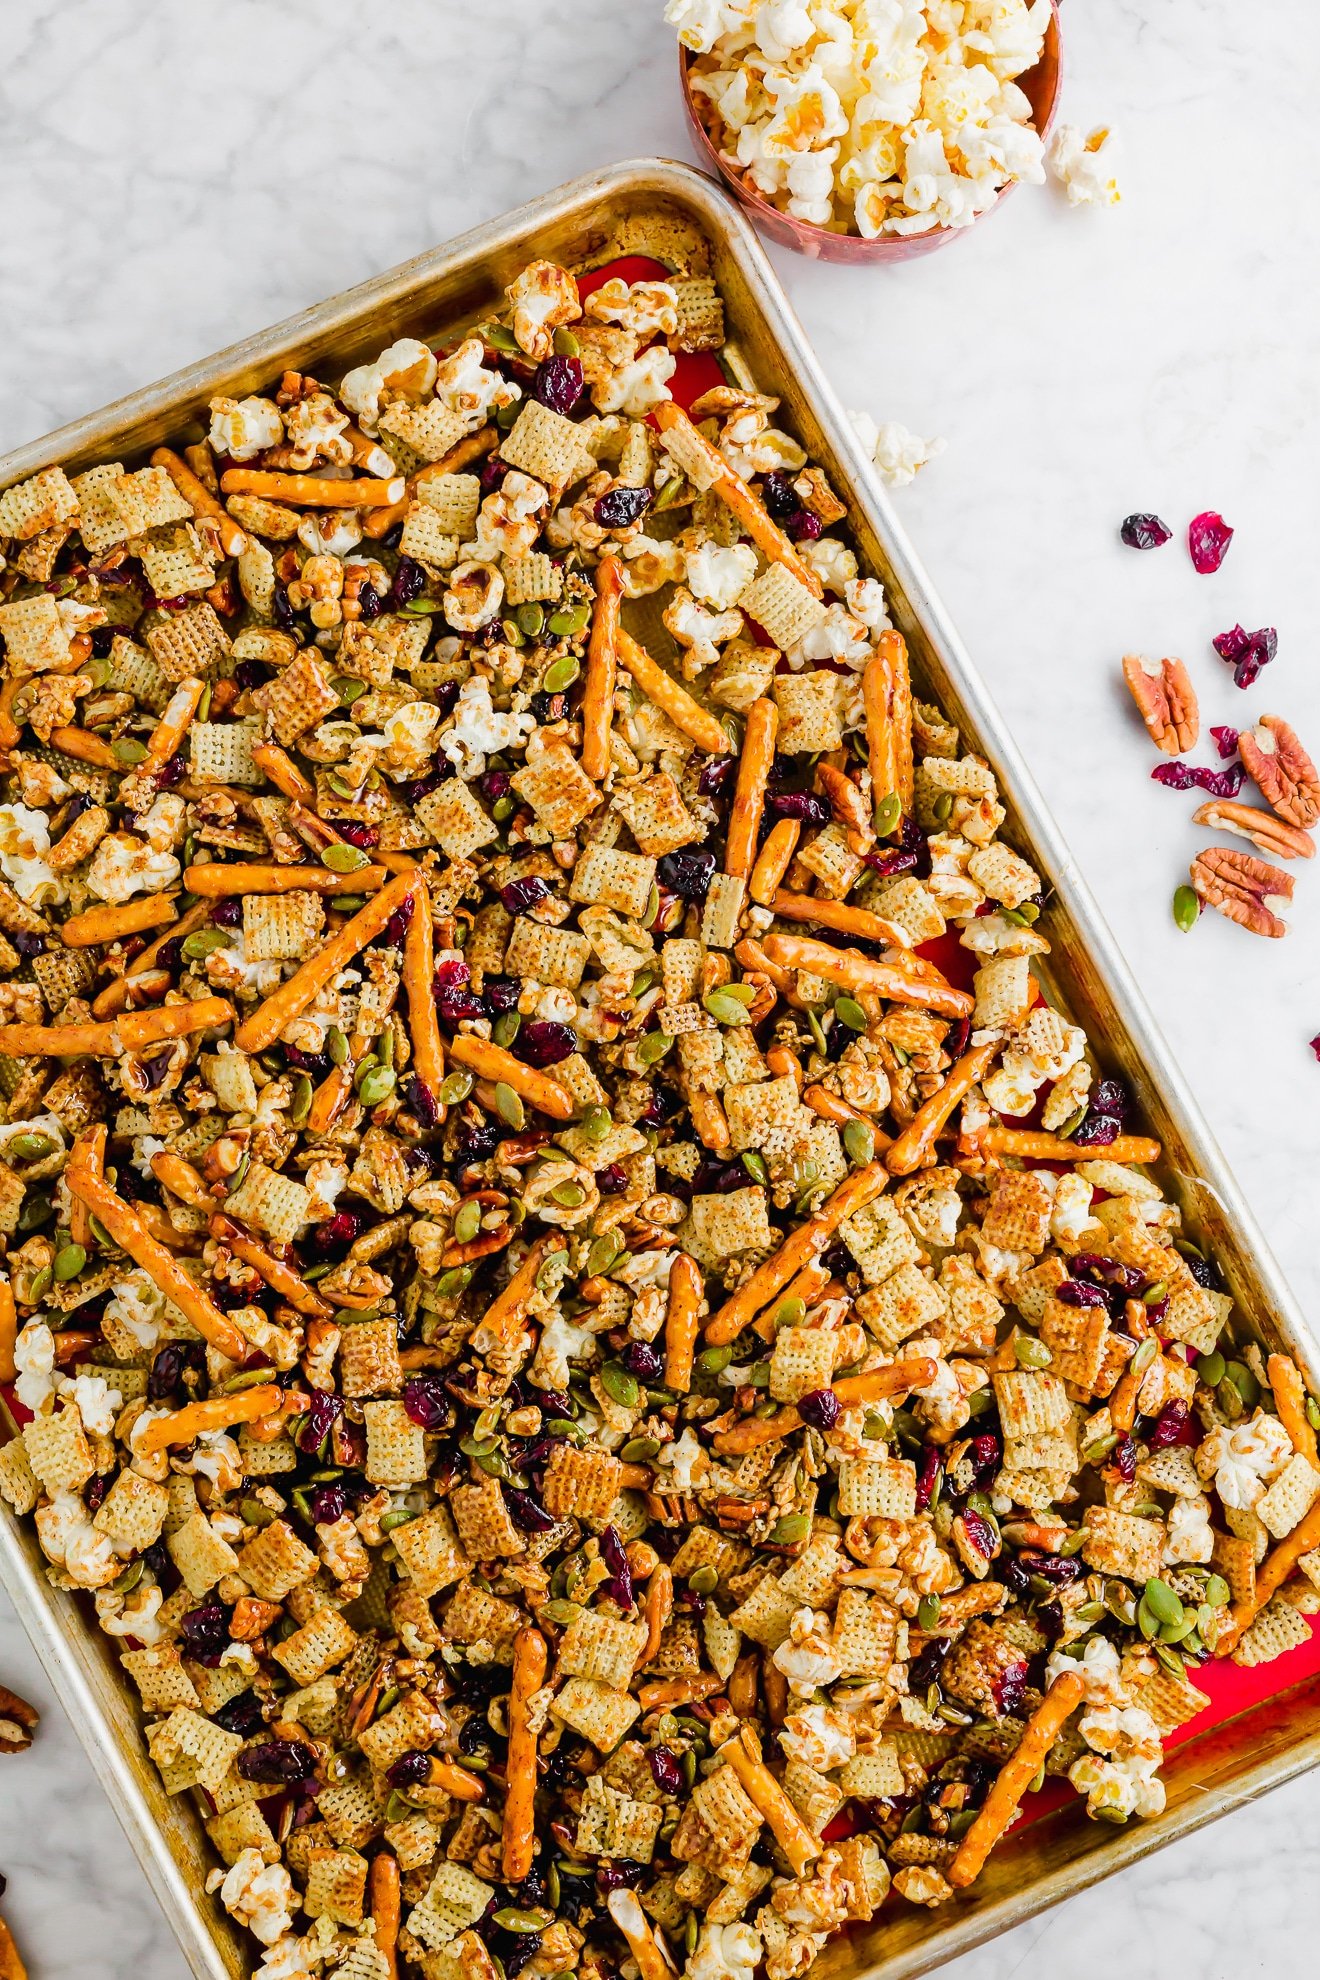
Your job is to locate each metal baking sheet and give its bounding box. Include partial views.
[1,158,1317,1980]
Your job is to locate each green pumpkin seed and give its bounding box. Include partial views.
[1131,1334,1160,1377]
[113,739,147,765]
[1055,1105,1087,1140]
[643,881,662,929]
[438,1069,475,1105]
[540,1599,583,1627]
[492,1011,522,1049]
[1172,885,1201,933]
[453,1201,482,1244]
[1142,1279,1168,1306]
[240,1497,276,1529]
[493,1905,553,1934]
[1160,1609,1198,1644]
[834,995,867,1032]
[476,1449,511,1479]
[436,1266,473,1297]
[873,791,902,837]
[543,655,581,693]
[358,1067,396,1107]
[1217,1374,1245,1421]
[331,675,366,706]
[1307,1397,1320,1434]
[1225,1359,1259,1408]
[482,322,521,353]
[1196,1349,1225,1389]
[517,601,546,638]
[917,1594,941,1631]
[740,1150,769,1186]
[552,327,581,358]
[806,1007,828,1055]
[549,1180,585,1208]
[7,1132,56,1161]
[332,894,367,912]
[1143,1578,1184,1628]
[494,1082,526,1129]
[288,1074,313,1127]
[326,1026,349,1066]
[181,927,233,960]
[110,1557,145,1594]
[688,1564,719,1596]
[637,1031,673,1065]
[653,475,685,512]
[586,1233,623,1278]
[932,791,954,823]
[701,988,749,1027]
[53,1243,86,1282]
[842,1118,875,1167]
[378,1027,396,1069]
[322,842,369,874]
[579,1105,613,1143]
[621,1437,660,1463]
[548,603,591,638]
[775,1297,806,1330]
[1202,1573,1230,1609]
[1014,1334,1053,1370]
[601,1362,640,1408]
[699,1344,734,1375]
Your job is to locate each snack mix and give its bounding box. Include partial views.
[0,217,1317,1980]
[668,0,1053,238]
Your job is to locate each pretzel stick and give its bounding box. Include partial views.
[419,1757,485,1800]
[136,1384,282,1455]
[502,1625,548,1883]
[361,422,499,540]
[368,1850,401,1980]
[137,677,206,784]
[1217,1497,1320,1655]
[706,1160,889,1346]
[151,447,248,558]
[688,1088,731,1153]
[721,1726,820,1877]
[0,995,233,1058]
[948,1671,1085,1887]
[48,726,120,769]
[247,1388,311,1444]
[769,890,911,949]
[470,1234,564,1358]
[749,818,801,906]
[209,1213,334,1322]
[981,1128,1162,1166]
[251,743,315,803]
[606,1891,676,1980]
[762,931,972,1020]
[0,1274,15,1385]
[886,1041,998,1176]
[186,861,389,897]
[90,967,172,1020]
[60,894,179,948]
[616,629,731,756]
[663,1254,704,1393]
[712,1358,938,1454]
[802,1083,885,1135]
[751,1256,831,1341]
[234,869,417,1052]
[634,1562,673,1672]
[863,631,914,817]
[219,469,405,508]
[150,1151,213,1211]
[725,697,778,881]
[392,886,444,1118]
[1267,1353,1319,1466]
[446,1035,573,1120]
[582,553,623,781]
[653,402,823,598]
[66,1131,248,1362]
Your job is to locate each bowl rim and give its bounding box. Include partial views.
[678,0,1064,257]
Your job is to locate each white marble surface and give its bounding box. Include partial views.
[3,0,1320,1974]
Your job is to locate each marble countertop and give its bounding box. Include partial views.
[3,1,1319,1974]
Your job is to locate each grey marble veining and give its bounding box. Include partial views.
[2,1,1319,1975]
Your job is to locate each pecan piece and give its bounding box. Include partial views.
[1190,846,1293,938]
[0,1683,38,1754]
[1191,798,1315,861]
[1238,715,1320,828]
[1121,653,1198,755]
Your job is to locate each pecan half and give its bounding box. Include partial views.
[1190,846,1294,938]
[1191,798,1315,861]
[0,1683,38,1754]
[1122,653,1198,755]
[1238,715,1320,828]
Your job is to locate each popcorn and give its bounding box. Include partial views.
[848,410,945,487]
[216,1851,298,1947]
[1049,123,1122,207]
[0,802,61,906]
[437,675,536,779]
[339,337,438,434]
[14,1320,56,1413]
[685,540,758,611]
[208,396,284,461]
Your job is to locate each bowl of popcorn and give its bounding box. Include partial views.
[672,0,1063,262]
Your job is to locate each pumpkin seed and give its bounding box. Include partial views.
[1142,1279,1168,1306]
[548,603,591,638]
[53,1243,86,1282]
[1152,1642,1188,1682]
[358,1066,396,1107]
[585,1233,623,1280]
[240,1498,276,1529]
[1139,1577,1180,1631]
[1160,1609,1197,1644]
[932,791,954,823]
[516,601,546,638]
[494,1907,553,1934]
[378,1026,395,1069]
[220,1366,278,1395]
[704,988,753,1026]
[688,1564,719,1596]
[494,1082,525,1129]
[540,1599,583,1627]
[438,1069,475,1105]
[1014,1334,1053,1369]
[1131,1335,1160,1377]
[322,841,370,873]
[917,1594,941,1631]
[834,995,867,1032]
[1172,884,1201,933]
[601,1362,640,1408]
[1225,1359,1259,1408]
[842,1118,874,1167]
[1059,1526,1089,1557]
[1307,1397,1320,1433]
[326,1026,349,1066]
[775,1297,806,1330]
[1197,1349,1225,1388]
[482,322,520,353]
[740,1150,769,1186]
[113,739,147,765]
[621,1437,660,1463]
[476,1449,511,1479]
[7,1131,56,1160]
[1202,1573,1230,1609]
[579,1105,613,1143]
[543,655,581,693]
[1217,1374,1245,1420]
[453,1201,482,1244]
[637,1031,673,1065]
[550,1180,585,1209]
[492,1011,521,1049]
[699,1344,734,1375]
[873,791,902,837]
[552,327,581,357]
[768,1511,811,1546]
[653,475,685,512]
[181,927,232,960]
[806,1007,828,1054]
[288,1074,313,1127]
[436,1266,473,1297]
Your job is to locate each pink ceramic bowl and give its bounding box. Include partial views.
[679,2,1063,264]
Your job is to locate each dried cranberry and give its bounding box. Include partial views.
[787,508,823,541]
[1111,1433,1138,1482]
[358,581,384,621]
[968,1432,1000,1482]
[946,1018,972,1061]
[309,1485,346,1526]
[697,756,737,798]
[599,1526,634,1612]
[434,957,471,988]
[454,1118,501,1164]
[386,1750,432,1789]
[1151,761,1197,792]
[398,767,451,807]
[1213,623,1277,689]
[649,1746,683,1796]
[914,1444,942,1512]
[1058,1279,1110,1308]
[1071,1111,1121,1148]
[284,1045,330,1081]
[518,1020,577,1066]
[907,1637,949,1691]
[500,876,551,915]
[157,752,186,788]
[530,689,567,723]
[210,898,243,928]
[1187,1254,1222,1291]
[594,486,653,531]
[272,582,294,631]
[84,1473,109,1513]
[336,821,380,849]
[180,1603,230,1664]
[991,1658,1030,1718]
[620,1342,662,1382]
[148,1340,204,1403]
[436,984,485,1024]
[596,1860,647,1895]
[534,355,585,416]
[1120,513,1172,550]
[1188,511,1233,574]
[296,1390,343,1455]
[307,1210,362,1256]
[1148,1398,1191,1448]
[401,1374,449,1431]
[480,769,512,802]
[1210,725,1240,759]
[234,659,267,692]
[89,625,115,659]
[798,1388,840,1430]
[390,556,427,609]
[409,1076,439,1130]
[691,1157,747,1194]
[766,791,829,825]
[596,1162,628,1194]
[483,976,521,1015]
[505,1485,557,1533]
[761,470,799,520]
[657,849,716,900]
[999,1557,1032,1598]
[862,846,919,878]
[238,1739,317,1784]
[214,1689,265,1737]
[480,454,510,494]
[1019,1551,1082,1585]
[1197,763,1246,799]
[959,1509,996,1558]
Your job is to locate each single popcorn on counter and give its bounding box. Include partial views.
[848,410,946,488]
[1049,123,1122,207]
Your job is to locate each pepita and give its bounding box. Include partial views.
[492,1011,522,1048]
[1172,884,1201,933]
[740,1150,769,1185]
[453,1201,482,1244]
[357,1066,396,1107]
[181,928,232,961]
[586,1233,623,1278]
[1014,1334,1053,1369]
[601,1362,640,1408]
[767,1511,810,1546]
[917,1594,941,1631]
[542,655,581,694]
[289,1074,313,1127]
[704,988,753,1026]
[1197,1349,1226,1389]
[637,1031,673,1065]
[494,1082,526,1129]
[322,842,370,874]
[53,1243,86,1282]
[842,1118,874,1167]
[834,995,867,1032]
[548,603,591,638]
[873,791,902,837]
[438,1070,475,1105]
